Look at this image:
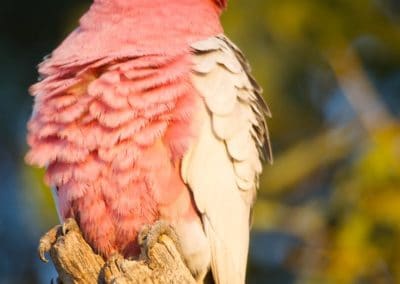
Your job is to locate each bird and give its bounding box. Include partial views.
[26,0,272,283]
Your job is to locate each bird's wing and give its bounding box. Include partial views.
[182,35,272,284]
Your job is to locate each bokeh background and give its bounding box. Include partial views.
[1,0,400,283]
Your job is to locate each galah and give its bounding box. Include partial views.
[26,0,271,283]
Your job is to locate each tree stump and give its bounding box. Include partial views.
[38,219,196,284]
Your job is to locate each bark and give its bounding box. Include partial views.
[39,219,196,284]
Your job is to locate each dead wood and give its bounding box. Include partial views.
[38,219,196,284]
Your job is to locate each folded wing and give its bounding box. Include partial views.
[182,35,271,284]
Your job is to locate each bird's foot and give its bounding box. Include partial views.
[38,218,80,263]
[38,224,60,263]
[105,252,125,267]
[138,220,182,258]
[61,218,80,236]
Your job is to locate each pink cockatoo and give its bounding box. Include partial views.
[26,0,271,282]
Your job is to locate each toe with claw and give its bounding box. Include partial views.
[38,218,80,263]
[38,224,61,263]
[61,218,80,236]
[138,220,182,258]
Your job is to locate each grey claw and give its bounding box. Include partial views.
[139,220,180,255]
[38,219,79,262]
[61,218,79,236]
[138,224,151,246]
[38,224,61,263]
[62,223,67,236]
[39,249,49,263]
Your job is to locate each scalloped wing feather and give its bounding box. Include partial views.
[183,36,271,284]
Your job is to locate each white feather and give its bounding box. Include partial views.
[182,103,250,284]
[183,36,271,284]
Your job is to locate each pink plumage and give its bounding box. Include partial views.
[28,0,223,258]
[27,0,270,282]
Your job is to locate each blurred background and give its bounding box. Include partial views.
[1,0,399,283]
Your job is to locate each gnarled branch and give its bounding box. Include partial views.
[39,219,196,284]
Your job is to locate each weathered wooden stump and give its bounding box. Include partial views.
[38,219,196,284]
